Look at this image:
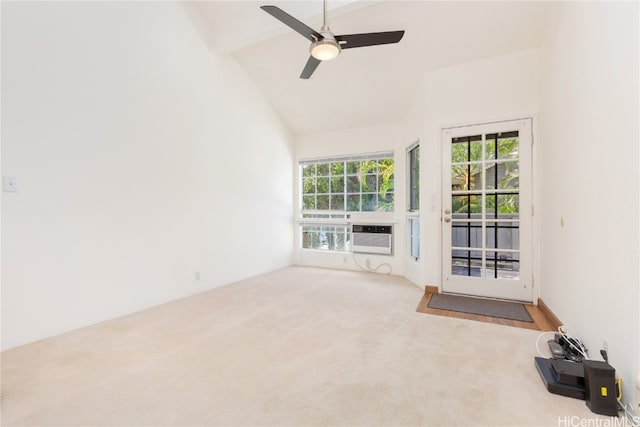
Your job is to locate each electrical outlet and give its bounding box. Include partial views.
[3,176,17,193]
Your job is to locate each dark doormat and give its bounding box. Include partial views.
[427,293,533,323]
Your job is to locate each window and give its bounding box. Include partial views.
[302,225,350,251]
[408,144,419,211]
[300,152,395,213]
[408,218,420,259]
[299,151,394,251]
[407,142,420,260]
[299,212,351,252]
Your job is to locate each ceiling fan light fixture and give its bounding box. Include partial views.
[260,3,404,78]
[310,38,341,61]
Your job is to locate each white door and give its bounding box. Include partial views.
[441,119,533,302]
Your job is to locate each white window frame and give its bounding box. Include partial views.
[297,151,395,252]
[406,141,420,261]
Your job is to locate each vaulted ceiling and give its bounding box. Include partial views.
[194,1,550,135]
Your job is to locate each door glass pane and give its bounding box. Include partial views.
[451,167,467,191]
[486,132,519,160]
[486,222,519,250]
[469,140,482,162]
[498,194,519,217]
[452,250,483,277]
[452,135,482,162]
[451,164,483,191]
[485,194,519,218]
[486,162,519,190]
[498,162,519,189]
[452,222,482,248]
[452,142,467,163]
[485,251,520,280]
[485,139,496,161]
[452,194,483,216]
[497,135,519,160]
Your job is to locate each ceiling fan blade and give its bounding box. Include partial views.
[335,30,405,50]
[260,6,322,42]
[300,56,321,79]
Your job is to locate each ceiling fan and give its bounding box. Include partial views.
[260,1,405,79]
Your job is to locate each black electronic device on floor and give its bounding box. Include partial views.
[550,358,585,387]
[535,357,586,400]
[583,360,618,417]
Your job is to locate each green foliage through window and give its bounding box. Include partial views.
[300,153,395,213]
[451,134,519,216]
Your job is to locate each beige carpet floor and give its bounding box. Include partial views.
[1,266,604,426]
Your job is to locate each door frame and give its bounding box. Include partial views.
[440,118,537,303]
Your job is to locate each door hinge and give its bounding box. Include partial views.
[531,205,534,216]
[531,134,534,146]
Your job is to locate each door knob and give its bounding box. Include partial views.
[444,217,451,222]
[444,209,451,215]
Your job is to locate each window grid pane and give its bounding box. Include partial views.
[408,145,419,211]
[301,225,351,252]
[409,218,420,259]
[301,154,395,214]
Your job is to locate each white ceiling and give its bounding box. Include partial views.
[194,1,550,135]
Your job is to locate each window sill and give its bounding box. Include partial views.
[299,248,352,254]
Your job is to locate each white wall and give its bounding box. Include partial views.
[538,1,639,412]
[1,1,294,350]
[414,48,542,288]
[294,123,409,276]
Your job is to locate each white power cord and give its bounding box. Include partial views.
[535,326,588,360]
[535,331,557,357]
[352,253,392,274]
[557,326,589,360]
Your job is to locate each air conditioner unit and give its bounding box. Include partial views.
[352,224,393,255]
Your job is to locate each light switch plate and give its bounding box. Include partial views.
[3,176,17,193]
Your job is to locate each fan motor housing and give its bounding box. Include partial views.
[310,29,341,60]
